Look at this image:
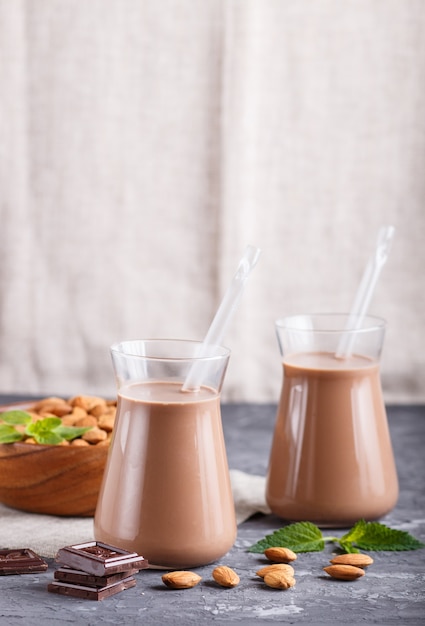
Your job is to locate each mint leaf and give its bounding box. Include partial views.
[26,416,62,433]
[248,521,324,553]
[341,520,425,551]
[340,519,368,543]
[25,417,62,444]
[24,417,92,444]
[54,425,92,441]
[338,541,360,554]
[0,410,32,425]
[33,431,64,445]
[248,519,424,555]
[0,410,94,445]
[0,424,24,443]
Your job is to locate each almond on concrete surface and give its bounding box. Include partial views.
[256,563,295,579]
[323,564,365,580]
[162,571,202,589]
[330,553,374,568]
[263,570,296,590]
[212,565,240,588]
[264,547,297,563]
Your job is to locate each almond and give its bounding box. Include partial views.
[256,563,295,579]
[82,426,107,444]
[60,414,79,426]
[96,435,112,447]
[330,553,374,568]
[31,397,71,416]
[162,571,202,589]
[70,438,90,447]
[97,412,116,432]
[323,564,365,580]
[40,403,72,417]
[70,406,88,421]
[74,415,98,428]
[212,565,240,588]
[263,570,296,590]
[264,547,297,563]
[89,402,108,417]
[70,395,105,412]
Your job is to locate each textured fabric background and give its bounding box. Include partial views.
[0,1,424,403]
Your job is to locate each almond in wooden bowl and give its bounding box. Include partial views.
[0,396,116,517]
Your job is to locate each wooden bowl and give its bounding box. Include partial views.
[0,441,108,516]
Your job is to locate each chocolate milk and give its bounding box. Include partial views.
[94,381,236,568]
[266,352,399,526]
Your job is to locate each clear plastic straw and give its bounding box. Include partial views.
[336,225,395,358]
[182,244,261,391]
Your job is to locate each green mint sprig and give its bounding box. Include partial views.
[248,520,424,554]
[0,410,92,445]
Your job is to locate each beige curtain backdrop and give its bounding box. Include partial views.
[0,0,424,403]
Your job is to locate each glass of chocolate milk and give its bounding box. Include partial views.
[266,314,399,527]
[93,339,236,568]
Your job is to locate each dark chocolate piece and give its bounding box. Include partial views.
[0,549,48,575]
[47,575,136,600]
[55,541,148,576]
[54,566,139,588]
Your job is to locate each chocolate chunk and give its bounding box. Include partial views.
[47,575,136,600]
[54,566,139,588]
[55,541,148,576]
[0,549,48,575]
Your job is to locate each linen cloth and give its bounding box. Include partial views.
[0,469,270,559]
[0,1,424,404]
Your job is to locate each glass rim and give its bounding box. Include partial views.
[275,313,387,333]
[110,338,231,362]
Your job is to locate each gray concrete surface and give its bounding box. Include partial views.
[0,401,424,625]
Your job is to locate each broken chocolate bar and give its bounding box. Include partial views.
[0,549,48,575]
[55,541,148,576]
[54,566,139,588]
[48,575,136,600]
